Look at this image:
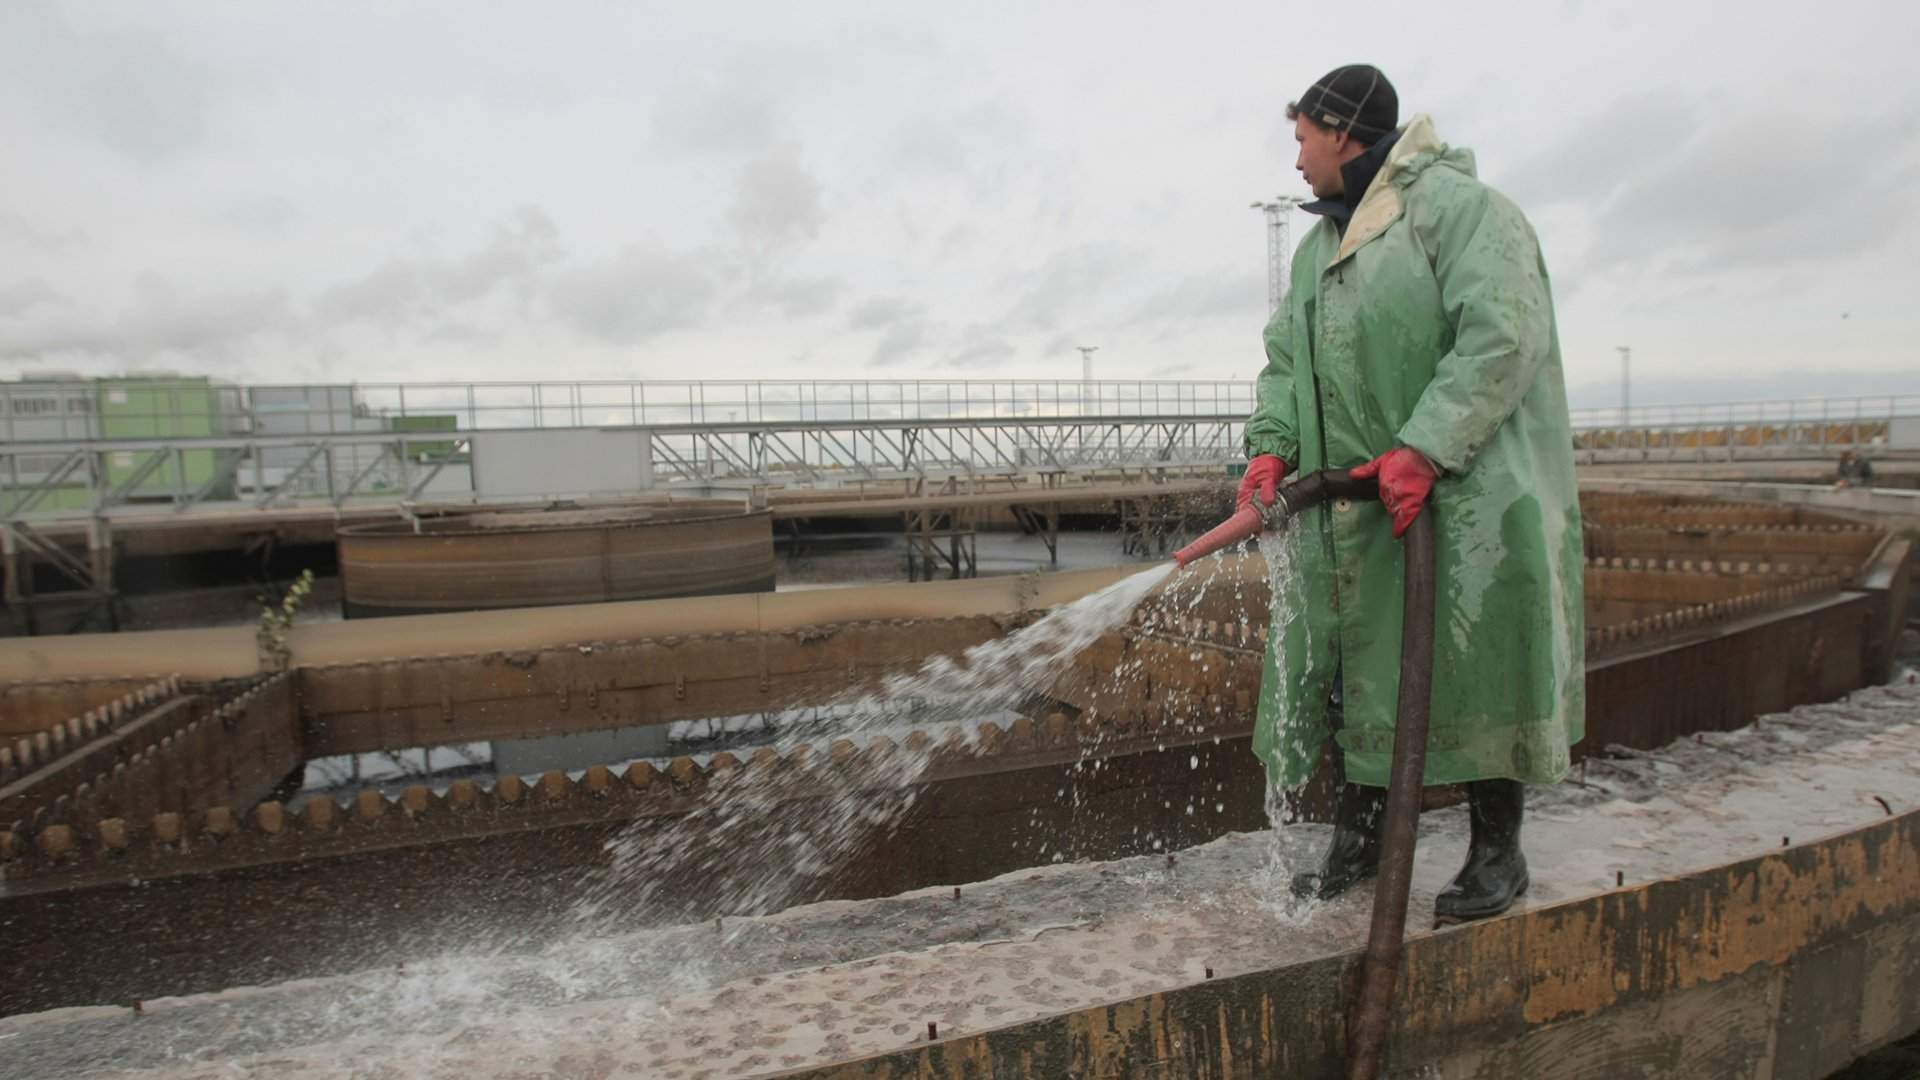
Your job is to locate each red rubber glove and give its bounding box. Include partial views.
[1236,454,1290,511]
[1349,447,1438,538]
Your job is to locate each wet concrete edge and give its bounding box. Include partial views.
[767,807,1920,1080]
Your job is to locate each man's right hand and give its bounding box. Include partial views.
[1237,454,1290,511]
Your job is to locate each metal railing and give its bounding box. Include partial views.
[9,378,1913,449]
[1570,394,1920,431]
[0,379,1260,443]
[1569,394,1920,461]
[0,413,1249,523]
[5,378,1916,522]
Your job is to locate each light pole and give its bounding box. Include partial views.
[1251,196,1308,315]
[1615,346,1631,450]
[1076,345,1099,417]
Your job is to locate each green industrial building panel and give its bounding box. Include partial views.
[389,414,462,461]
[96,378,242,501]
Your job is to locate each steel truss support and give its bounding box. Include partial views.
[405,439,471,502]
[332,444,395,508]
[1,414,1248,523]
[176,448,250,512]
[259,444,330,509]
[2,518,118,634]
[3,449,89,519]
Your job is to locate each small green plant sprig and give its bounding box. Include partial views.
[257,569,316,672]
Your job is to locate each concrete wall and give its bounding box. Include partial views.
[0,673,300,838]
[778,808,1920,1080]
[0,677,165,738]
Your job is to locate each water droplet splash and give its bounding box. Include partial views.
[575,562,1180,930]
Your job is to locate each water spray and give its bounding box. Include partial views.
[1173,469,1436,1080]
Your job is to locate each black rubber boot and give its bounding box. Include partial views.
[1291,782,1387,900]
[1434,779,1529,924]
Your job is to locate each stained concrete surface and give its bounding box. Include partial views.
[1830,1028,1920,1079]
[4,680,1919,1079]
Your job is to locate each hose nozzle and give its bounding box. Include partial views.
[1173,501,1281,567]
[1172,469,1378,568]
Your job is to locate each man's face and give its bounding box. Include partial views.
[1294,115,1353,199]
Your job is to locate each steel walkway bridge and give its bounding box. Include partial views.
[0,410,1249,632]
[0,414,1249,524]
[4,378,1918,527]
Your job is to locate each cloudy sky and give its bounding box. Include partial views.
[3,0,1917,408]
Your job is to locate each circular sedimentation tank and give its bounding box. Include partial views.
[336,504,776,618]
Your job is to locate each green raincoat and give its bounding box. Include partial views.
[1244,114,1585,790]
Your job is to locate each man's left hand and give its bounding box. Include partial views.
[1350,447,1438,538]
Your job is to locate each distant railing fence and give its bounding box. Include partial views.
[0,379,1259,442]
[2,381,1916,522]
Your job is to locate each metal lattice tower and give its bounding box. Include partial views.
[1251,197,1307,315]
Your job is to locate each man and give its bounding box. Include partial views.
[1239,65,1585,923]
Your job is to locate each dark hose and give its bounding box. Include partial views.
[1172,468,1434,1080]
[1345,507,1434,1080]
[1269,468,1381,521]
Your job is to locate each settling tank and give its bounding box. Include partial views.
[336,505,776,618]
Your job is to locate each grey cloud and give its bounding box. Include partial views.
[1489,90,1689,210]
[0,2,213,162]
[847,295,921,330]
[9,4,1917,392]
[317,262,429,330]
[716,145,839,320]
[944,326,1015,369]
[1492,91,1698,210]
[890,98,1031,175]
[651,49,832,156]
[999,244,1137,335]
[319,206,563,328]
[852,296,933,367]
[209,196,302,233]
[477,70,573,112]
[118,276,296,355]
[0,276,295,364]
[1502,99,1920,275]
[746,274,845,319]
[868,317,932,368]
[1039,334,1076,357]
[549,245,723,346]
[1124,269,1265,340]
[729,145,828,256]
[653,76,780,155]
[1587,113,1920,270]
[0,209,87,252]
[869,246,1138,374]
[0,279,65,319]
